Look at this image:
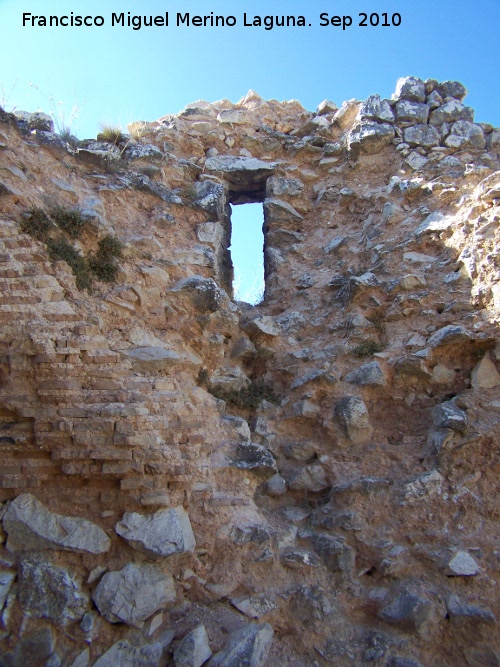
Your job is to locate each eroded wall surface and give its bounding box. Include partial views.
[0,76,499,666]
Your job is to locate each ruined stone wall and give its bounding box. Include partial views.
[0,76,499,667]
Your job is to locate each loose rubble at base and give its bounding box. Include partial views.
[0,75,499,666]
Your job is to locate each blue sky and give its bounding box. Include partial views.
[1,0,499,301]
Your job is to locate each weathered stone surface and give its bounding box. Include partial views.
[94,639,166,667]
[208,623,274,667]
[18,556,89,624]
[402,470,444,503]
[189,180,225,220]
[432,401,468,433]
[415,211,455,236]
[471,354,500,389]
[427,325,470,348]
[445,121,486,150]
[242,315,280,336]
[446,551,480,576]
[263,198,303,223]
[171,276,224,312]
[437,80,468,101]
[174,624,213,667]
[0,570,15,612]
[2,627,56,667]
[229,442,277,475]
[394,77,426,103]
[122,345,201,369]
[344,361,385,387]
[123,143,162,160]
[316,100,338,116]
[134,174,183,203]
[349,122,395,155]
[209,366,251,392]
[115,507,196,558]
[265,473,287,496]
[403,124,441,148]
[379,588,434,631]
[205,155,277,185]
[334,396,373,443]
[312,534,355,573]
[446,595,496,626]
[93,563,176,626]
[429,100,474,125]
[2,493,111,554]
[358,95,395,123]
[230,596,278,619]
[395,101,429,126]
[280,548,319,570]
[288,464,329,492]
[266,176,304,197]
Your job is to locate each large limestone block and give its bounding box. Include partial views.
[444,121,486,150]
[2,493,111,554]
[358,94,395,123]
[429,100,474,126]
[403,124,441,148]
[263,198,303,224]
[334,396,373,444]
[208,623,274,667]
[393,76,426,103]
[205,156,277,185]
[115,507,196,558]
[93,563,176,626]
[18,557,89,625]
[348,122,394,155]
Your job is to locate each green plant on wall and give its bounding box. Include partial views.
[20,206,122,292]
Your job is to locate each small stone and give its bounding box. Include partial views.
[446,551,480,576]
[174,624,213,667]
[0,570,15,611]
[431,364,455,385]
[316,100,338,116]
[471,354,500,390]
[280,548,319,570]
[265,474,287,496]
[288,464,329,492]
[334,396,373,444]
[399,274,427,290]
[230,596,278,619]
[344,361,385,387]
[242,315,281,336]
[230,442,277,476]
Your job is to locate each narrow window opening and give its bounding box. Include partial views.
[229,203,265,305]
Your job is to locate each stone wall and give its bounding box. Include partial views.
[0,76,499,666]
